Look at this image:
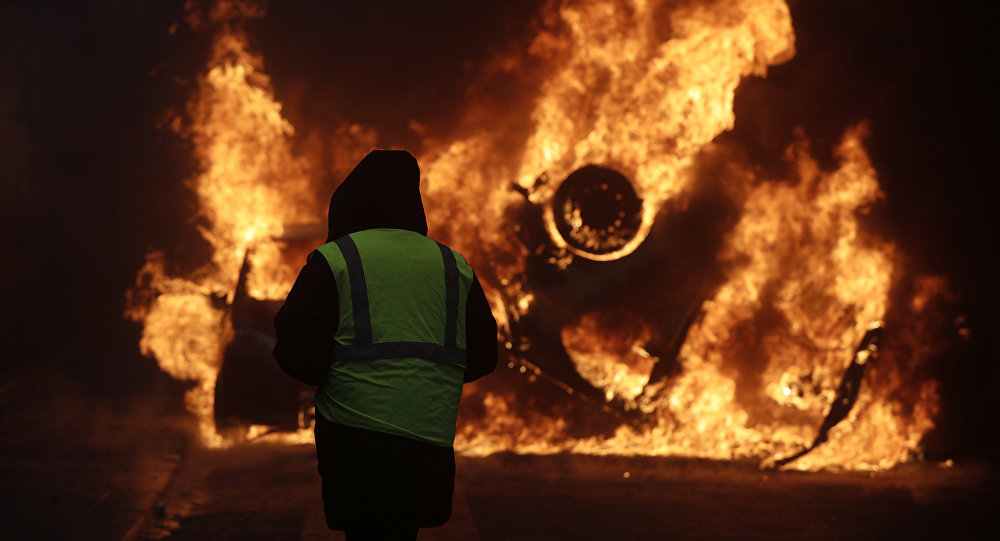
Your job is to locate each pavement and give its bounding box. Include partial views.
[2,373,998,540]
[0,371,190,540]
[136,443,481,541]
[137,444,999,540]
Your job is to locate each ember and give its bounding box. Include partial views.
[126,0,959,472]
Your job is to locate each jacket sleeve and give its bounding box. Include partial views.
[273,254,339,386]
[463,274,499,383]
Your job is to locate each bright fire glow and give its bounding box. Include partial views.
[127,0,945,471]
[126,13,321,447]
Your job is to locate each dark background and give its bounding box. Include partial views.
[1,0,996,455]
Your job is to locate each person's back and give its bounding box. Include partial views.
[313,227,475,447]
[273,150,498,540]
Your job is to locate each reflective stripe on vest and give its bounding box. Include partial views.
[327,233,467,368]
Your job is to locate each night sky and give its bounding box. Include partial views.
[1,1,995,451]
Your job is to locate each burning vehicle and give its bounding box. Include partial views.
[213,161,884,470]
[128,0,950,471]
[210,159,713,437]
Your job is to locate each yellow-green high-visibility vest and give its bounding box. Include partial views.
[311,228,474,447]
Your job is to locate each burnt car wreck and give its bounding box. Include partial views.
[213,160,884,468]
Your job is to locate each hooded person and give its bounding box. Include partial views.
[273,150,499,540]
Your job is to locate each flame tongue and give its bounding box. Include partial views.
[127,16,322,447]
[190,27,318,301]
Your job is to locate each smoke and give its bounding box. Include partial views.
[0,1,192,392]
[733,1,994,282]
[0,57,33,376]
[1,3,57,378]
[251,0,547,150]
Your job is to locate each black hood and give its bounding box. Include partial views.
[326,150,428,242]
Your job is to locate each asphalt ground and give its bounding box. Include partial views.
[135,445,999,541]
[0,372,190,540]
[2,374,998,540]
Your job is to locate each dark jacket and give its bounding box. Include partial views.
[272,149,498,529]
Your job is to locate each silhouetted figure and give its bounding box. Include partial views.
[273,150,499,540]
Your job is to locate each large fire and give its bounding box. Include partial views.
[127,0,947,470]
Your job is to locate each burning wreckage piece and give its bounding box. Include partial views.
[499,164,723,434]
[213,229,324,440]
[550,165,645,258]
[768,326,882,469]
[213,249,304,439]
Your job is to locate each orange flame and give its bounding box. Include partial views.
[128,0,946,470]
[127,6,323,447]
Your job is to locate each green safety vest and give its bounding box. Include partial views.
[311,228,474,447]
